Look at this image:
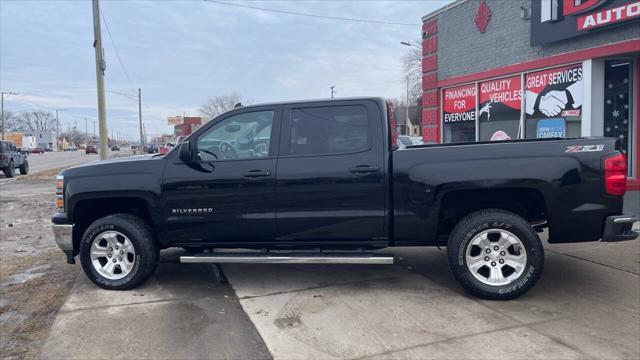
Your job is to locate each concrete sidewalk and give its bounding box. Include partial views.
[39,239,639,359]
[223,239,640,359]
[38,253,270,360]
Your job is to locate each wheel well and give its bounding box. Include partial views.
[72,197,155,252]
[438,188,547,237]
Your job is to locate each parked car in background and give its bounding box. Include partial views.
[45,148,53,152]
[0,140,29,177]
[111,145,120,151]
[31,147,45,154]
[146,143,158,154]
[65,146,78,152]
[85,145,98,154]
[159,143,174,154]
[397,135,414,148]
[410,136,424,145]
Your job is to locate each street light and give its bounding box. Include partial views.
[400,41,421,50]
[400,41,422,135]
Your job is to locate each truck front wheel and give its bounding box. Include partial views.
[80,214,159,290]
[447,209,544,300]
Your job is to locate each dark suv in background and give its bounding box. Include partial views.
[0,140,29,177]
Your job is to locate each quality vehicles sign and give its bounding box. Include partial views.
[531,0,640,45]
[478,75,522,141]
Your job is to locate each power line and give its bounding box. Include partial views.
[203,0,419,27]
[99,7,136,93]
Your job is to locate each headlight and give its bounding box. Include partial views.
[55,175,64,212]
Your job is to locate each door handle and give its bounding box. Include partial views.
[243,170,271,179]
[349,165,380,174]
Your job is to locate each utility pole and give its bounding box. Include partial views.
[92,120,96,141]
[84,118,88,146]
[1,91,18,140]
[92,0,108,160]
[330,86,335,99]
[138,88,144,148]
[55,109,67,151]
[405,75,410,136]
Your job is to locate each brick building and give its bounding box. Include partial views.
[420,0,639,212]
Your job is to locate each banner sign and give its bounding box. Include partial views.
[478,75,522,140]
[443,84,476,124]
[525,63,583,120]
[531,0,640,45]
[537,118,566,138]
[168,116,184,126]
[478,75,522,121]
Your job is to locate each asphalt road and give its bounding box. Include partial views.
[0,149,131,185]
[26,150,99,174]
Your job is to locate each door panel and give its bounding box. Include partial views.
[275,101,387,242]
[161,106,281,245]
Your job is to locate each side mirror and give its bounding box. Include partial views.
[178,141,192,163]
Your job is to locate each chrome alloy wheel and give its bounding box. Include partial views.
[90,231,136,280]
[465,229,527,286]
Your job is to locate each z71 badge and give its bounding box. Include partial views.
[565,144,604,153]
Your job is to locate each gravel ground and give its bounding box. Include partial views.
[0,170,78,360]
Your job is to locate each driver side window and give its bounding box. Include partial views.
[197,110,274,161]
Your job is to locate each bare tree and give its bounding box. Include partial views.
[199,92,245,118]
[20,111,56,132]
[0,111,25,132]
[402,44,422,107]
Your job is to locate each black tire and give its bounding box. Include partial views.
[4,162,15,178]
[80,214,159,290]
[19,160,28,175]
[447,209,544,300]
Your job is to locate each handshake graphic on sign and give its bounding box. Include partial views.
[525,81,582,117]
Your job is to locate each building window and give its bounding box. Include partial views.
[525,63,583,139]
[478,75,522,141]
[443,84,476,143]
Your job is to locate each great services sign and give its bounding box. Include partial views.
[531,0,640,45]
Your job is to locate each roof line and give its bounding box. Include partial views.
[422,0,470,22]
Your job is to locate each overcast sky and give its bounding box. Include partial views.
[1,0,449,138]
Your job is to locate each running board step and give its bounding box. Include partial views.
[180,253,394,264]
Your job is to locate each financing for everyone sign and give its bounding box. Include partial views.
[443,84,476,124]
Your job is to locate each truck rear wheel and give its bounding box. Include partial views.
[80,214,159,290]
[447,209,544,300]
[19,160,28,175]
[4,161,15,178]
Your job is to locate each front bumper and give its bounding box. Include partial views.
[52,224,73,251]
[602,215,638,242]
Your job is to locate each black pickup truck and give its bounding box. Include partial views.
[52,98,637,299]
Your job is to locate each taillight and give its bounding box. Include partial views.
[386,99,398,148]
[604,153,627,196]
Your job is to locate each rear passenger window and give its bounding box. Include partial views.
[289,105,369,156]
